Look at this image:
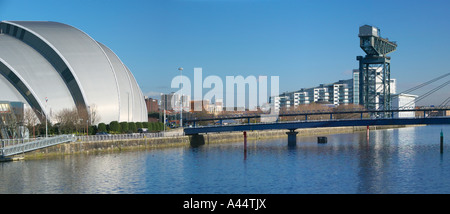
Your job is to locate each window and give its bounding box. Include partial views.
[7,72,20,84]
[61,68,74,83]
[5,24,10,34]
[12,26,18,37]
[19,29,25,40]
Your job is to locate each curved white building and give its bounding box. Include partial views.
[0,21,146,124]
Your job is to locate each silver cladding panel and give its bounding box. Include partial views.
[125,66,147,122]
[97,42,146,122]
[0,34,75,115]
[0,74,27,103]
[7,21,120,123]
[0,21,147,123]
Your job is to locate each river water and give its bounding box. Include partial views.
[1,125,449,194]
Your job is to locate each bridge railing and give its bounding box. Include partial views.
[184,108,450,128]
[0,131,186,157]
[75,131,184,142]
[0,138,40,148]
[185,106,450,122]
[0,134,76,157]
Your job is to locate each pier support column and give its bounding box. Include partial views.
[366,125,370,141]
[286,129,298,147]
[244,131,247,160]
[189,134,205,147]
[441,129,444,154]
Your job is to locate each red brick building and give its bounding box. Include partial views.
[145,97,159,113]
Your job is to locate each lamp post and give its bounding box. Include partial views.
[178,67,183,128]
[45,97,48,138]
[161,93,166,134]
[87,105,90,138]
[86,120,89,140]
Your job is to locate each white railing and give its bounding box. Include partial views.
[0,134,76,157]
[0,138,40,148]
[76,131,184,142]
[0,131,185,157]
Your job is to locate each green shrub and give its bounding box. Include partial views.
[149,122,156,131]
[128,122,137,133]
[98,123,107,132]
[135,122,143,129]
[120,122,128,133]
[88,125,97,135]
[142,122,149,129]
[109,121,120,133]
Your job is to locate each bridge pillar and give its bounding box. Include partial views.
[244,131,247,160]
[189,134,205,147]
[286,129,298,146]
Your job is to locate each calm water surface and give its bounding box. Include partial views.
[1,125,449,194]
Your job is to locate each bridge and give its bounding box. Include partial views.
[0,134,76,158]
[185,107,450,125]
[183,107,450,146]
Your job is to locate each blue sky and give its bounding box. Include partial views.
[1,0,449,105]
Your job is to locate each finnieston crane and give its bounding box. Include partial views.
[356,25,397,117]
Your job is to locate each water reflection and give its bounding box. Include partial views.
[356,129,392,193]
[0,125,449,193]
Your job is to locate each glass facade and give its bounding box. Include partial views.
[353,70,360,105]
[0,101,24,139]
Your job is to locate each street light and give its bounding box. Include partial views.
[178,67,183,128]
[86,120,89,139]
[161,93,166,133]
[87,105,90,139]
[45,97,48,138]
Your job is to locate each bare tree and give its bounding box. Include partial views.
[55,107,79,134]
[88,104,100,125]
[23,108,39,138]
[54,104,101,134]
[280,103,333,121]
[333,104,368,119]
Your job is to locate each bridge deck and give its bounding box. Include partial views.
[184,107,450,122]
[0,135,76,157]
[184,117,450,135]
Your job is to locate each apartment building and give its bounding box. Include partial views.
[271,69,398,112]
[272,79,354,111]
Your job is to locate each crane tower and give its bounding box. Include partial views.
[356,25,397,117]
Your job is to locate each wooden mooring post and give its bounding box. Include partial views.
[441,129,444,154]
[244,131,247,160]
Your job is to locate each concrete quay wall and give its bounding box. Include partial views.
[23,125,416,159]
